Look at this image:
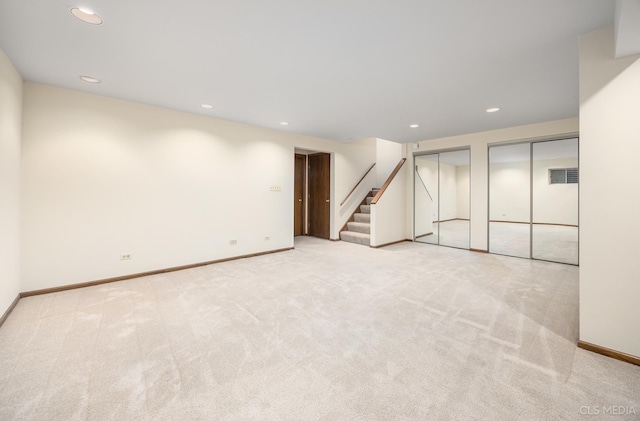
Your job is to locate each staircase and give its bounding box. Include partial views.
[340,188,379,246]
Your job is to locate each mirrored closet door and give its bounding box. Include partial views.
[414,149,470,250]
[532,138,579,264]
[489,143,531,258]
[489,138,579,265]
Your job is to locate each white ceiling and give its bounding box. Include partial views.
[0,1,615,143]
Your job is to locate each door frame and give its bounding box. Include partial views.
[412,147,471,250]
[294,149,334,240]
[487,135,580,265]
[294,153,307,236]
[308,152,331,239]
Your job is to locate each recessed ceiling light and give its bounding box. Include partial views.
[409,124,420,128]
[280,122,289,126]
[79,75,101,84]
[486,107,500,113]
[70,7,103,25]
[200,104,214,109]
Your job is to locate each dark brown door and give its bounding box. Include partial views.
[294,154,306,236]
[308,153,330,239]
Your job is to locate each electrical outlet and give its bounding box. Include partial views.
[264,236,270,241]
[120,254,132,260]
[229,240,237,245]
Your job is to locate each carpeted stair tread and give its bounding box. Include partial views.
[354,213,370,223]
[340,187,379,246]
[340,231,370,246]
[347,221,370,234]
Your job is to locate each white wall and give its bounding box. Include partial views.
[439,162,457,221]
[375,138,403,186]
[489,160,531,222]
[580,26,640,358]
[0,49,22,316]
[371,163,407,247]
[370,138,406,245]
[411,118,579,251]
[489,157,579,225]
[533,157,579,225]
[21,83,377,291]
[456,165,470,219]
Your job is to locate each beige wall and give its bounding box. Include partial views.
[0,49,22,316]
[456,165,470,220]
[413,156,469,239]
[489,160,531,223]
[411,118,579,250]
[375,138,403,186]
[439,162,458,221]
[20,83,377,291]
[489,157,579,225]
[579,26,640,358]
[371,165,407,247]
[532,157,579,225]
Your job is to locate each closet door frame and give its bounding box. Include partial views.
[487,135,579,265]
[413,147,471,250]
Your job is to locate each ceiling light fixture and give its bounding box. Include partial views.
[409,124,419,128]
[280,122,289,126]
[486,107,500,113]
[79,75,101,84]
[70,7,103,25]
[200,104,214,109]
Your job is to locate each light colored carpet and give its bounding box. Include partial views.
[0,236,638,420]
[416,219,470,250]
[490,222,579,265]
[532,224,579,265]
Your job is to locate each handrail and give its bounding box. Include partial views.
[415,165,433,201]
[340,163,376,206]
[370,158,406,205]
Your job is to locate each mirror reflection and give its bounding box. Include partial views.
[414,150,470,249]
[489,143,531,258]
[489,138,579,265]
[532,138,579,264]
[414,154,439,244]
